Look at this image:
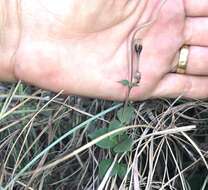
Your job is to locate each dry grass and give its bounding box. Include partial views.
[0,82,208,190]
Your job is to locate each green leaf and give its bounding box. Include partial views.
[88,128,117,149]
[99,159,117,178]
[113,134,133,153]
[118,80,130,87]
[117,105,135,124]
[99,159,127,179]
[116,163,128,178]
[88,128,107,139]
[108,119,123,137]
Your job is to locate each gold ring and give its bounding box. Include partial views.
[176,45,190,74]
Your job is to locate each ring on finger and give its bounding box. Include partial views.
[176,45,190,74]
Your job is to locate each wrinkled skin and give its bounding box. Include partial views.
[10,0,208,100]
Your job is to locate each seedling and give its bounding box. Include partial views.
[89,39,143,179]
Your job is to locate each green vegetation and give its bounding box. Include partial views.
[0,82,207,189]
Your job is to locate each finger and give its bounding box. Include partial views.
[184,17,208,46]
[172,46,208,76]
[152,74,208,99]
[184,0,208,16]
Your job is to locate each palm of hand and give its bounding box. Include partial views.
[15,0,186,100]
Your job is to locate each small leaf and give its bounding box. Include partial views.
[116,163,128,178]
[88,128,107,139]
[99,159,117,178]
[113,134,133,153]
[88,128,117,149]
[99,159,127,179]
[108,119,123,137]
[117,105,135,124]
[118,80,130,87]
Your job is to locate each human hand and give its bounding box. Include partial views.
[13,0,208,100]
